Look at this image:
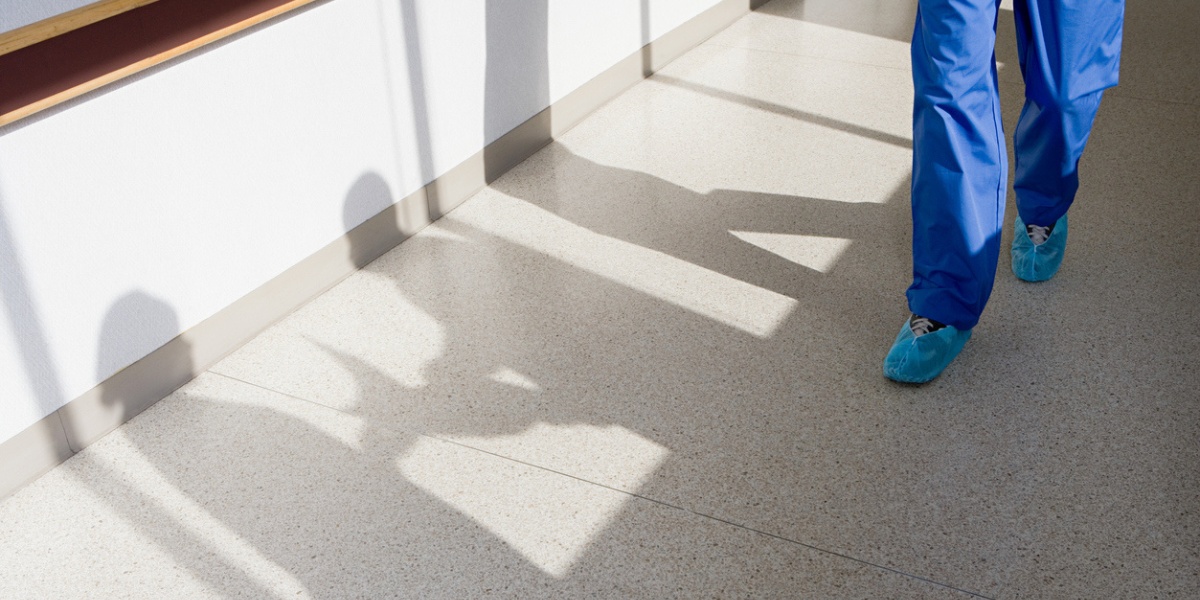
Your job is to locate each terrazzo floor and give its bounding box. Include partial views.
[3,0,1198,597]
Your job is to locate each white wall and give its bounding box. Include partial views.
[0,0,724,444]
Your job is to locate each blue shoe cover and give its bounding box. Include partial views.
[1011,214,1068,282]
[883,320,972,384]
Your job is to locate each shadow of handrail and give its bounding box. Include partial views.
[0,189,70,445]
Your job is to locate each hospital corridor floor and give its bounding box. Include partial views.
[2,0,1198,597]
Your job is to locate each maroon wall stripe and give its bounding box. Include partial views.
[0,0,306,119]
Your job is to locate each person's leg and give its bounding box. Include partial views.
[886,0,1003,383]
[1010,0,1124,281]
[905,0,1007,330]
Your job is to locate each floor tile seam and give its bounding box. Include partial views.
[205,370,406,429]
[204,371,993,597]
[422,435,995,600]
[699,39,913,75]
[637,505,996,599]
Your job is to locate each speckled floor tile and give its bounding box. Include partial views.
[0,373,978,599]
[571,42,915,201]
[1106,0,1200,106]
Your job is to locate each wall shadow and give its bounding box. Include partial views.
[95,292,184,396]
[396,0,436,184]
[482,0,550,182]
[0,187,68,432]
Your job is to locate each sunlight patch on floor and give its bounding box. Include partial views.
[453,193,797,338]
[729,230,853,273]
[399,424,668,577]
[85,433,311,598]
[488,366,542,392]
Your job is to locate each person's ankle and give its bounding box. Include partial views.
[1025,222,1055,245]
[908,314,947,336]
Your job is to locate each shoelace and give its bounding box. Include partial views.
[909,315,945,337]
[1026,223,1054,245]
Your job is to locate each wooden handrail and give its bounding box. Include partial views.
[0,0,323,127]
[0,0,162,57]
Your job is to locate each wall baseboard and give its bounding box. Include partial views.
[0,411,73,496]
[0,0,764,501]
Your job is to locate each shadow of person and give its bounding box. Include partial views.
[59,290,198,449]
[78,357,567,597]
[343,171,405,270]
[326,141,921,471]
[481,143,913,367]
[74,226,571,595]
[336,171,560,437]
[319,143,1017,577]
[96,292,187,413]
[79,291,286,596]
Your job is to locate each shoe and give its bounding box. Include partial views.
[883,315,972,384]
[1011,213,1068,282]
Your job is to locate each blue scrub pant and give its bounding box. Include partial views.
[906,0,1124,330]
